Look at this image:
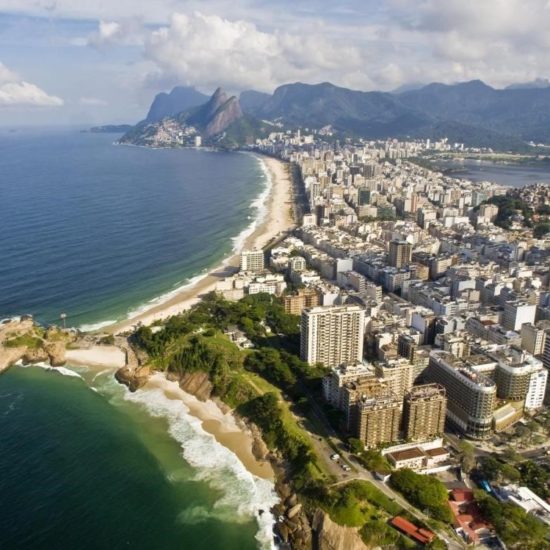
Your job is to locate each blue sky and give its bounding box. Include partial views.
[1,0,550,126]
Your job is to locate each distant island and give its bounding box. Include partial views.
[86,124,133,134]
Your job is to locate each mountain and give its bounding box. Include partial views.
[145,86,209,123]
[398,80,550,144]
[177,87,243,137]
[123,79,550,150]
[120,87,271,148]
[239,90,271,114]
[506,78,550,90]
[243,80,550,148]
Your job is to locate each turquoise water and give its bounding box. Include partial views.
[0,366,275,549]
[0,128,267,329]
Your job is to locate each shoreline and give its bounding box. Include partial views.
[106,154,295,334]
[144,373,275,480]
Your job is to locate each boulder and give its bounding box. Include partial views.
[115,366,150,392]
[287,503,302,520]
[21,347,49,364]
[44,341,66,366]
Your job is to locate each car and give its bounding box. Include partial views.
[330,453,340,461]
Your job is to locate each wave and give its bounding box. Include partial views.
[230,155,272,254]
[16,361,85,380]
[122,376,279,549]
[78,319,118,332]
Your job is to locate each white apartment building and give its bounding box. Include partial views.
[300,305,365,368]
[502,302,536,332]
[240,249,265,273]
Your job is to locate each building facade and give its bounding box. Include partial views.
[425,351,496,439]
[240,249,265,273]
[300,305,365,367]
[403,384,447,441]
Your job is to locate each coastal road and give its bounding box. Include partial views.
[286,386,465,549]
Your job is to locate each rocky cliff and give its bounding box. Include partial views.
[119,86,268,148]
[311,509,367,550]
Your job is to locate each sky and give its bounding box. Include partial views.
[1,0,550,126]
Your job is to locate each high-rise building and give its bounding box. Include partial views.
[355,393,402,448]
[375,358,414,398]
[521,323,546,356]
[425,351,496,439]
[289,256,307,273]
[322,363,374,409]
[300,305,365,368]
[240,249,265,273]
[403,384,447,441]
[492,348,547,410]
[502,301,536,332]
[388,240,412,269]
[283,287,320,315]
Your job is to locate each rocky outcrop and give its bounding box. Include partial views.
[115,365,151,392]
[311,509,366,550]
[21,347,49,364]
[178,371,213,401]
[272,492,312,550]
[249,422,270,461]
[204,96,243,137]
[43,341,66,366]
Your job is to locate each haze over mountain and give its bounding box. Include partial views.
[124,78,550,150]
[240,79,550,148]
[145,86,209,123]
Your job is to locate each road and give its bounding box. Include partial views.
[287,384,466,549]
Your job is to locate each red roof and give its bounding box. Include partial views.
[450,488,474,503]
[390,516,436,544]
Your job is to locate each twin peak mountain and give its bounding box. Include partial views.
[120,86,268,149]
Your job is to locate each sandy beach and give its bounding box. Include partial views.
[107,155,295,334]
[65,345,126,368]
[146,373,274,480]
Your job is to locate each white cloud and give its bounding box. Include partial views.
[144,12,367,92]
[87,19,144,48]
[0,62,63,106]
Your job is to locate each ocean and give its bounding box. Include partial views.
[0,128,277,549]
[0,127,269,330]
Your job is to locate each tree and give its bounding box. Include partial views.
[348,438,365,455]
[459,440,476,473]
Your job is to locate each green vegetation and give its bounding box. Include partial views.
[347,442,393,475]
[99,334,115,345]
[4,333,43,349]
[534,222,550,238]
[390,469,453,523]
[478,455,550,499]
[475,490,550,549]
[131,292,329,488]
[477,195,534,229]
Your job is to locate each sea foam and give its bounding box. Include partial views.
[16,361,85,380]
[122,377,279,549]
